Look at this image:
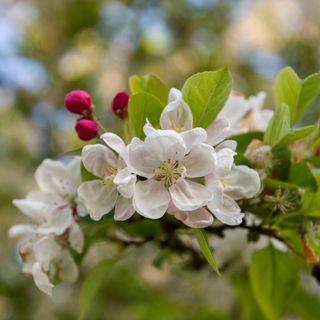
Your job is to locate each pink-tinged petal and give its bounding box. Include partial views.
[169,205,213,228]
[133,180,170,219]
[32,262,54,296]
[160,88,193,131]
[100,132,126,158]
[114,196,135,221]
[206,118,230,146]
[223,165,261,200]
[207,194,244,226]
[215,148,236,177]
[170,179,213,211]
[77,181,118,221]
[82,144,118,178]
[180,128,207,153]
[183,143,216,178]
[216,140,237,152]
[126,138,156,178]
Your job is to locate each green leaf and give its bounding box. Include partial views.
[249,245,299,320]
[273,125,316,149]
[264,104,291,146]
[78,258,118,320]
[296,73,320,121]
[288,161,318,192]
[274,67,301,124]
[182,68,232,128]
[193,229,220,276]
[265,178,300,190]
[128,92,164,139]
[129,74,169,107]
[81,162,99,182]
[274,67,320,124]
[229,131,264,153]
[64,147,83,156]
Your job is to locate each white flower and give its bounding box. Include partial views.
[77,133,136,221]
[205,146,261,225]
[12,158,85,252]
[9,229,78,296]
[218,91,273,135]
[127,127,216,219]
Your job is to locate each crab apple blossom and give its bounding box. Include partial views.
[126,126,216,219]
[111,91,129,119]
[64,90,92,115]
[75,118,99,141]
[218,91,274,135]
[78,133,136,221]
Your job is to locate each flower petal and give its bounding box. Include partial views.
[67,157,82,189]
[114,196,135,221]
[37,206,73,236]
[215,148,236,177]
[170,179,213,211]
[35,159,72,195]
[114,167,136,198]
[168,204,213,228]
[183,143,216,178]
[69,222,84,253]
[216,140,237,152]
[126,138,156,178]
[82,144,118,178]
[223,165,261,200]
[8,224,35,238]
[207,194,244,226]
[32,262,54,296]
[133,179,170,219]
[206,118,230,146]
[12,198,46,222]
[143,120,157,136]
[160,88,193,131]
[100,132,127,158]
[180,128,207,153]
[77,180,118,221]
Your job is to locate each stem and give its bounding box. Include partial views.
[92,111,108,133]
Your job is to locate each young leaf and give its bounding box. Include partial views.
[249,245,299,320]
[288,161,318,192]
[129,74,169,107]
[182,68,232,128]
[274,67,301,124]
[193,229,221,276]
[128,92,164,139]
[296,73,320,121]
[264,104,291,146]
[78,258,118,320]
[273,125,316,149]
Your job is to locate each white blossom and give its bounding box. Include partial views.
[77,133,136,221]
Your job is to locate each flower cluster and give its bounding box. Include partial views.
[10,158,86,295]
[78,88,261,227]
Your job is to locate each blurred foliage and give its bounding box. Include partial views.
[0,0,320,319]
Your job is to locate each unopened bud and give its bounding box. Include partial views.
[111,91,129,119]
[75,118,98,141]
[315,146,320,157]
[65,90,92,115]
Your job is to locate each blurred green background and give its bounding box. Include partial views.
[1,0,320,319]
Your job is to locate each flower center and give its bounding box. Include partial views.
[155,159,185,188]
[102,165,117,187]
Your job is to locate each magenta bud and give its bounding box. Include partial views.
[315,146,320,157]
[75,118,98,141]
[65,90,92,115]
[111,91,129,119]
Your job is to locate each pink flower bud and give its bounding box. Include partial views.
[111,91,129,119]
[316,146,320,157]
[75,118,98,141]
[65,90,92,115]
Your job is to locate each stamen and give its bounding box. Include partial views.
[155,159,185,188]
